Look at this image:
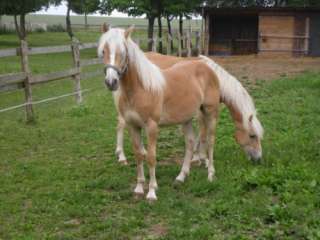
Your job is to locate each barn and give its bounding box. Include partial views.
[202,7,320,57]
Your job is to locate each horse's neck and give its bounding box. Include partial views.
[120,63,144,97]
[223,100,243,130]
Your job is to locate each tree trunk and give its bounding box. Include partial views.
[14,15,22,40]
[66,5,74,39]
[157,15,163,53]
[84,12,88,29]
[14,14,26,40]
[147,15,155,51]
[20,13,26,40]
[179,14,184,49]
[166,15,173,51]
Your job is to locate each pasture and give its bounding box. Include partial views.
[0,31,320,239]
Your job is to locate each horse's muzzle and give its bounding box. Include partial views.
[105,79,119,91]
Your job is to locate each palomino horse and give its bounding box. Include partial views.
[114,53,264,165]
[98,25,264,201]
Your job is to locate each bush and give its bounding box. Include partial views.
[34,27,46,33]
[0,26,16,34]
[47,24,66,32]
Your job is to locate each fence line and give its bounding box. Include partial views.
[0,88,93,113]
[0,31,203,121]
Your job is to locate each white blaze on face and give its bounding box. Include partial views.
[105,48,118,83]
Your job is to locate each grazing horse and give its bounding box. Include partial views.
[113,53,264,165]
[98,25,263,201]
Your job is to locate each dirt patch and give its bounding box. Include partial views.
[211,55,320,82]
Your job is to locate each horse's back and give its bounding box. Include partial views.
[159,60,220,125]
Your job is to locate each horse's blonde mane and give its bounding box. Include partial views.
[200,55,264,139]
[98,28,165,93]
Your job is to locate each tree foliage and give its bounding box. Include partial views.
[0,0,56,39]
[69,0,100,29]
[70,0,100,15]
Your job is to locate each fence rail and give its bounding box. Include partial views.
[0,31,203,121]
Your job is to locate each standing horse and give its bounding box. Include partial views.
[98,25,263,201]
[113,52,264,165]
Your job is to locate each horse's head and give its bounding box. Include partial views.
[98,23,134,91]
[234,114,264,163]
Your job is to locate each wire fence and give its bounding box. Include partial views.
[0,30,204,121]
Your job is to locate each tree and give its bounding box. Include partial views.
[163,0,203,49]
[70,0,100,29]
[101,0,161,51]
[0,0,54,40]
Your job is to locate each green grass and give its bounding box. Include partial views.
[0,32,320,239]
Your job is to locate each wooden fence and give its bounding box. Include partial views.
[0,31,202,122]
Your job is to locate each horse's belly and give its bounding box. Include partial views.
[160,101,200,125]
[160,84,203,125]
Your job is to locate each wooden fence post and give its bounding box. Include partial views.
[177,32,182,57]
[304,17,310,55]
[20,40,34,122]
[166,34,172,55]
[204,13,210,56]
[71,38,82,104]
[152,37,157,52]
[195,31,201,56]
[136,38,140,48]
[186,30,192,57]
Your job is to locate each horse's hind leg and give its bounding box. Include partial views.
[191,134,202,166]
[197,112,210,168]
[145,120,159,201]
[176,120,196,183]
[203,109,219,182]
[128,125,146,197]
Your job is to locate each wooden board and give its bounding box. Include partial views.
[31,68,79,84]
[259,15,295,54]
[0,72,26,87]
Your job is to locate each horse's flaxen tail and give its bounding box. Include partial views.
[199,55,264,138]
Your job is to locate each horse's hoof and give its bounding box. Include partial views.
[146,192,157,202]
[208,175,217,182]
[173,179,184,189]
[134,192,144,200]
[119,160,128,166]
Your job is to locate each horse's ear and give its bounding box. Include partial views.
[101,23,110,33]
[249,115,253,122]
[125,25,135,39]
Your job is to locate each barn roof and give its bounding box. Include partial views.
[202,6,320,16]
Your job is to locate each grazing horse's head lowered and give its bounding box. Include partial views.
[234,114,264,162]
[98,23,133,91]
[200,56,264,163]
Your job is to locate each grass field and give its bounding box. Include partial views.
[0,32,320,239]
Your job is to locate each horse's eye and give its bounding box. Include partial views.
[250,135,256,139]
[102,50,105,55]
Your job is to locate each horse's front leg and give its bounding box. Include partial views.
[116,115,146,165]
[116,115,128,165]
[145,120,159,201]
[128,125,146,197]
[176,120,196,183]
